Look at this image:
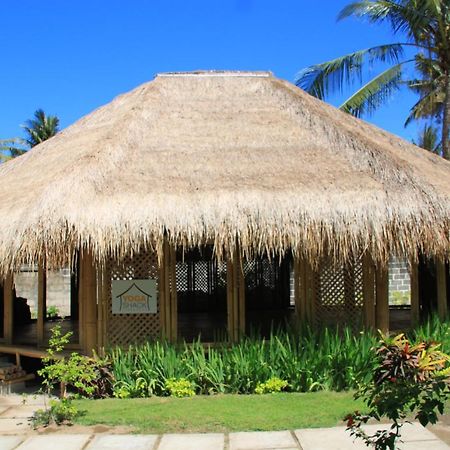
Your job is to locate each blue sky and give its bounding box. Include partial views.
[0,0,419,142]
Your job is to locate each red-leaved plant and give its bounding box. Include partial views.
[345,333,450,450]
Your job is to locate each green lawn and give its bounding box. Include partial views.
[74,391,364,433]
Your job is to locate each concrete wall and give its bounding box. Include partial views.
[14,267,71,317]
[388,257,411,305]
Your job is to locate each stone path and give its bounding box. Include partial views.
[0,394,449,449]
[0,425,448,450]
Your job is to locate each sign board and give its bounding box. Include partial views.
[112,279,157,314]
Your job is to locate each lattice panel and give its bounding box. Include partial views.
[105,250,160,346]
[243,259,279,290]
[314,257,364,328]
[176,258,227,313]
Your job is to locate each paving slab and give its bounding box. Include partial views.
[0,418,30,433]
[0,436,25,450]
[229,431,297,450]
[400,442,450,450]
[295,425,450,450]
[0,395,46,407]
[16,434,92,450]
[296,427,381,450]
[158,433,224,450]
[86,434,158,450]
[363,423,442,442]
[0,406,38,419]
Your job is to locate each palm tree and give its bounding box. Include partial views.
[295,1,450,159]
[22,109,59,147]
[0,138,27,162]
[413,123,442,153]
[1,109,60,162]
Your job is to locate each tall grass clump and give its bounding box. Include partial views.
[409,314,450,352]
[110,317,450,398]
[110,325,378,398]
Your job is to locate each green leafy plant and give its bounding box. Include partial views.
[46,305,59,319]
[39,325,113,399]
[390,291,410,307]
[110,326,378,397]
[31,399,79,428]
[255,377,288,394]
[35,325,113,428]
[165,378,196,398]
[345,333,450,450]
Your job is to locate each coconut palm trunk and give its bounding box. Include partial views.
[443,74,450,160]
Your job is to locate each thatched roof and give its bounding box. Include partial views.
[0,71,449,271]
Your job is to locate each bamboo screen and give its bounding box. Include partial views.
[314,257,364,329]
[105,250,160,346]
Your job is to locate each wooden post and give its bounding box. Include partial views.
[293,257,301,322]
[304,261,316,325]
[96,263,105,350]
[3,273,13,344]
[159,248,167,340]
[163,241,172,340]
[410,258,420,327]
[375,265,389,332]
[238,254,245,338]
[101,262,109,349]
[37,261,47,346]
[232,254,239,341]
[362,254,376,329]
[436,259,447,320]
[80,249,98,355]
[169,245,178,342]
[226,258,235,342]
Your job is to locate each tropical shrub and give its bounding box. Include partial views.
[165,378,196,397]
[345,333,450,450]
[255,377,288,394]
[31,399,79,428]
[39,325,113,399]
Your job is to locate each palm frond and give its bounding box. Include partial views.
[21,109,60,147]
[295,44,405,100]
[339,63,404,117]
[405,85,444,126]
[413,123,442,153]
[0,138,28,162]
[338,1,436,40]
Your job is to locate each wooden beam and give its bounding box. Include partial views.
[37,261,47,346]
[436,259,447,320]
[362,254,376,329]
[80,249,98,355]
[375,265,389,333]
[3,273,13,344]
[410,258,420,327]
